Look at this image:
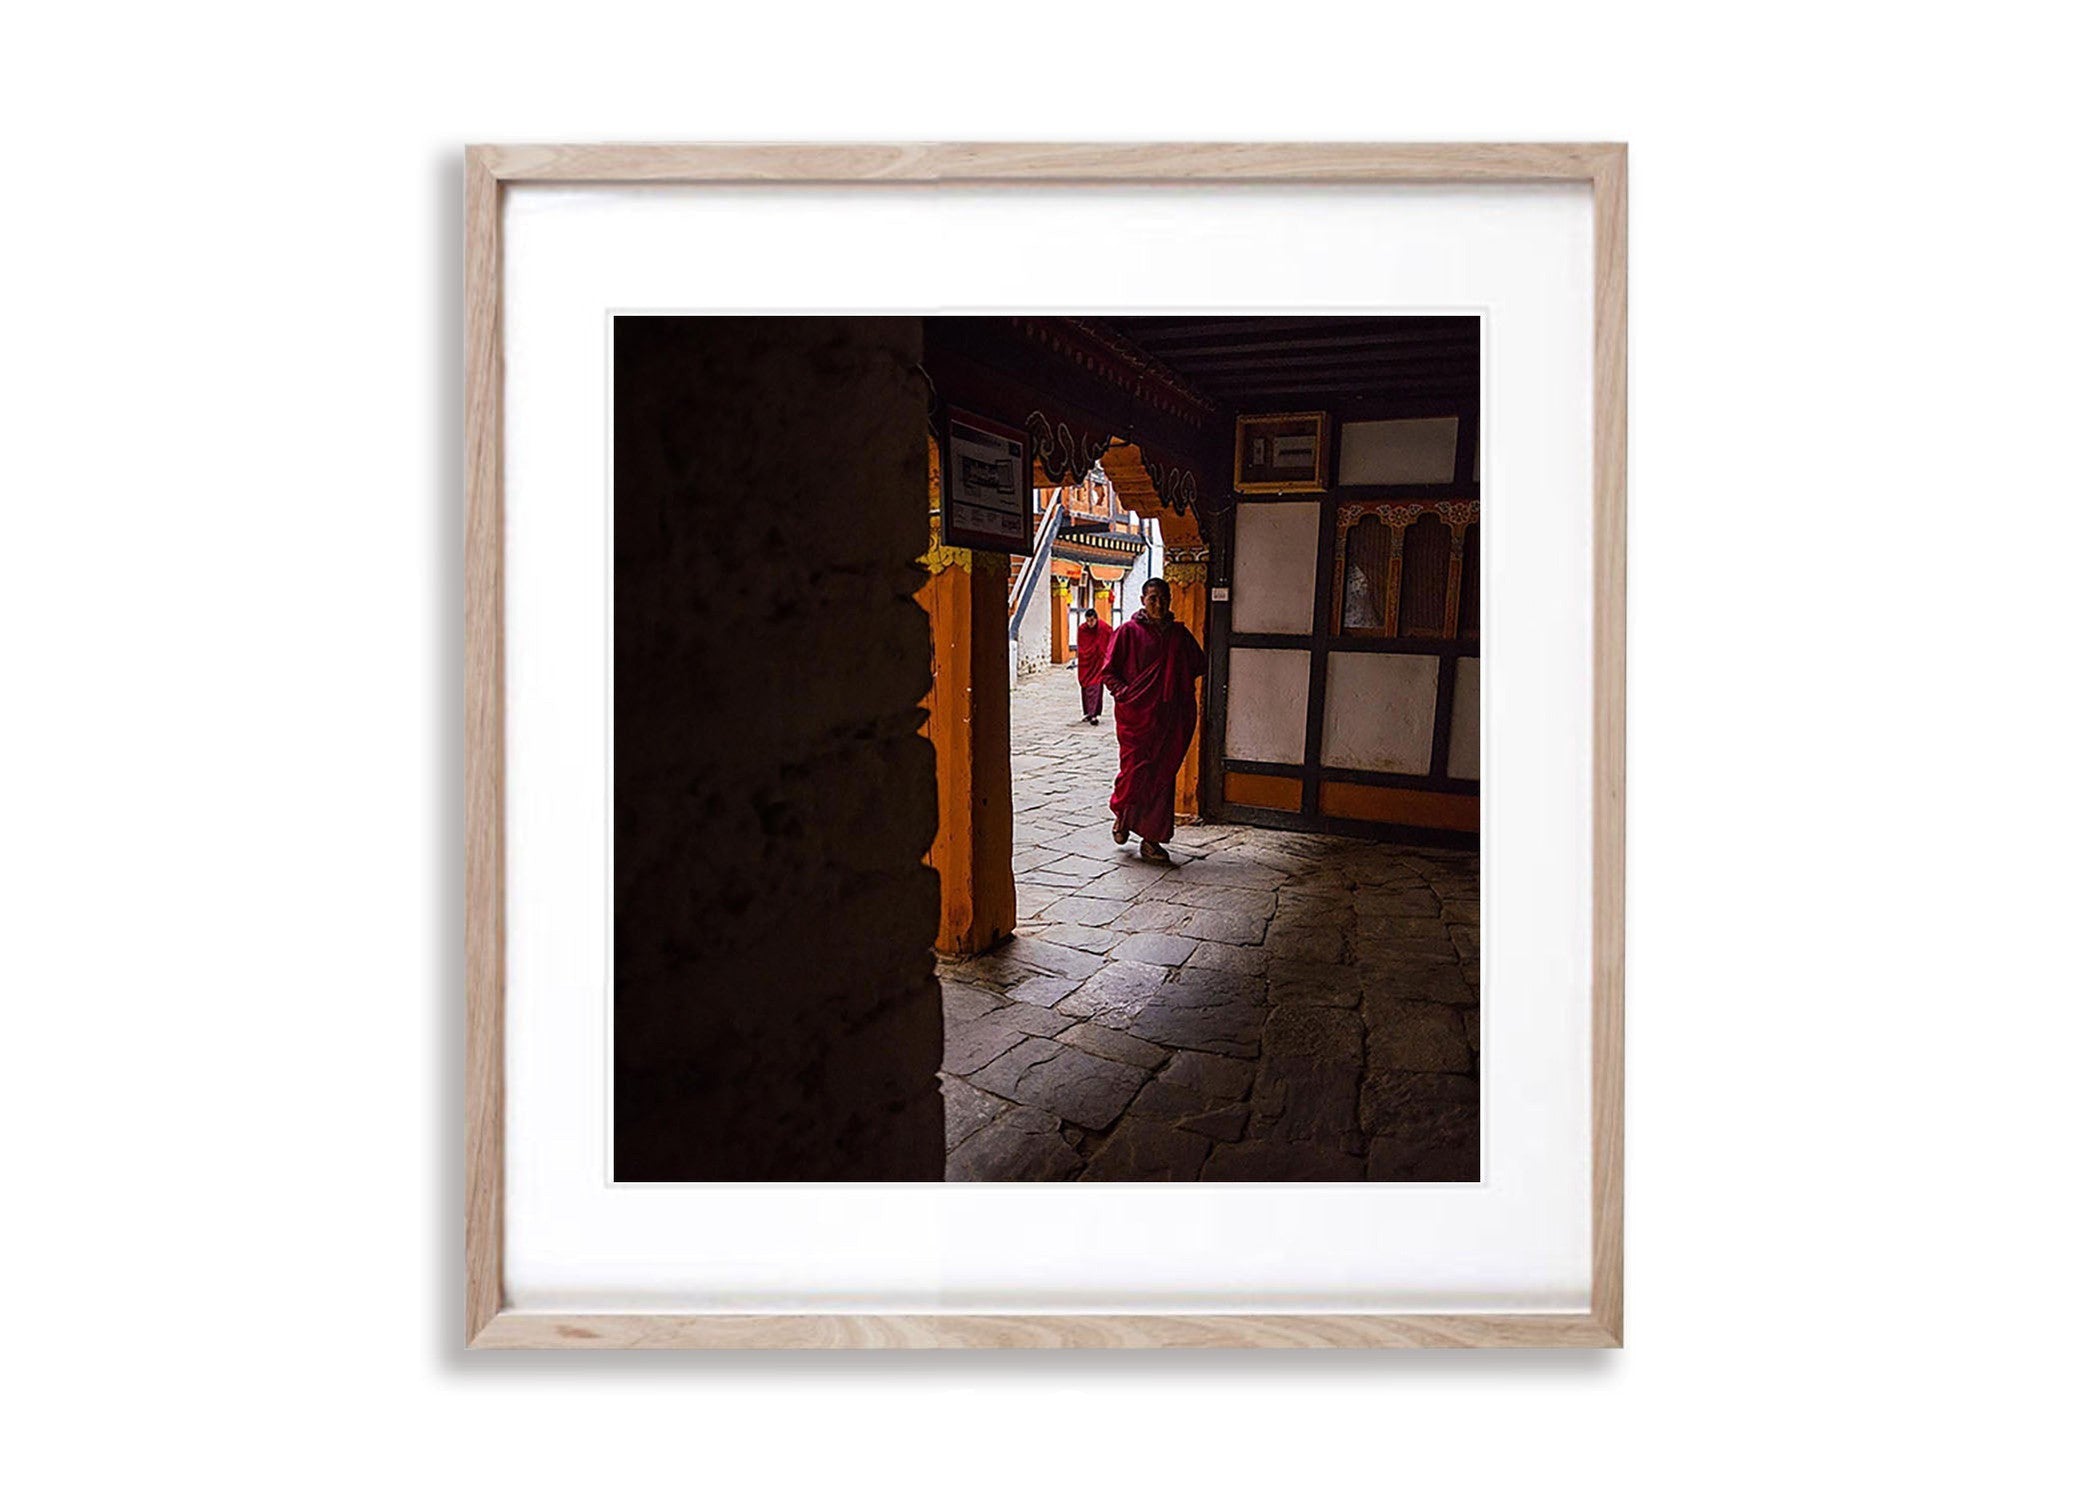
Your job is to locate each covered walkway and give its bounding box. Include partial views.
[938,669,1481,1181]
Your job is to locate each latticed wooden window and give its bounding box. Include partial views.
[1398,514,1453,637]
[1339,515,1394,634]
[1458,524,1480,639]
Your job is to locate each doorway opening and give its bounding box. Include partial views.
[919,317,1482,1183]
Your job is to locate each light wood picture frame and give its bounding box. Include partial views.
[465,142,1626,1350]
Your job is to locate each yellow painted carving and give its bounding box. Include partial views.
[920,542,981,573]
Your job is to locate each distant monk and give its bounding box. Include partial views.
[1102,577,1205,863]
[1074,607,1109,724]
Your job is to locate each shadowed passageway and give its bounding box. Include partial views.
[938,670,1481,1181]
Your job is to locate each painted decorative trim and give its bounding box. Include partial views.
[1031,412,1203,518]
[919,542,983,574]
[1162,541,1211,587]
[921,513,995,573]
[1025,410,1115,488]
[1143,457,1201,514]
[1336,499,1480,531]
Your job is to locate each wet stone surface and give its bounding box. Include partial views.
[940,671,1480,1182]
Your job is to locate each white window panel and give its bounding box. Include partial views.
[1223,647,1312,764]
[1337,416,1461,486]
[1446,655,1481,781]
[1229,501,1320,635]
[1321,652,1439,775]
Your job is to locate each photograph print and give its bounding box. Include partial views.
[615,314,1481,1183]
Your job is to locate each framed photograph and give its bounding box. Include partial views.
[468,143,1625,1349]
[1234,410,1331,492]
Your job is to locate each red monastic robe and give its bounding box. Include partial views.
[1074,619,1110,686]
[1102,612,1206,844]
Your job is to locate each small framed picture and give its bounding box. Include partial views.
[942,409,1033,553]
[1234,410,1330,492]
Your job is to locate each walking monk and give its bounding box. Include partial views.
[1074,607,1109,724]
[1102,577,1205,863]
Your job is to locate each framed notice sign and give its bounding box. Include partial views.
[1234,410,1331,492]
[942,409,1033,553]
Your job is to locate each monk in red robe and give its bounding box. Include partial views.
[1074,607,1109,724]
[1102,577,1205,863]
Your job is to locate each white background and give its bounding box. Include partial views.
[503,185,1592,1313]
[2,3,2093,1496]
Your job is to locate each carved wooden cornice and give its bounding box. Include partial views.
[1021,317,1219,431]
[1025,411,1116,487]
[1336,500,1480,534]
[1141,454,1201,515]
[923,317,1225,534]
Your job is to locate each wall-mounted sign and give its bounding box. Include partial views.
[941,410,1034,555]
[1233,410,1331,493]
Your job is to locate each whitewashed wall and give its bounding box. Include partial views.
[1013,567,1055,678]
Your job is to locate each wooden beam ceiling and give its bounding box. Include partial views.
[1085,316,1479,410]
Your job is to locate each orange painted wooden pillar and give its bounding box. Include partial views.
[1048,579,1069,664]
[1093,584,1114,620]
[1164,549,1210,821]
[918,446,1017,958]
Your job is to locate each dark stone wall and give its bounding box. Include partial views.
[614,316,943,1181]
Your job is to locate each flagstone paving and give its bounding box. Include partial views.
[939,668,1481,1182]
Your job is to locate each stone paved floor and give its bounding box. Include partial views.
[938,667,1481,1182]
